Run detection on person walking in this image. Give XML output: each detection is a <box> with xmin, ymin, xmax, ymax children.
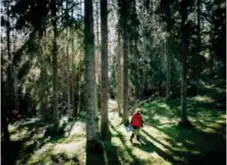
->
<box><xmin>130</xmin><ymin>108</ymin><xmax>143</xmax><ymax>143</ymax></box>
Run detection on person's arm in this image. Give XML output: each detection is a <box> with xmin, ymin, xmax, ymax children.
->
<box><xmin>130</xmin><ymin>116</ymin><xmax>133</xmax><ymax>125</ymax></box>
<box><xmin>141</xmin><ymin>116</ymin><xmax>143</xmax><ymax>127</ymax></box>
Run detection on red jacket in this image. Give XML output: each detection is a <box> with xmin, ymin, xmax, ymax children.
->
<box><xmin>131</xmin><ymin>113</ymin><xmax>143</xmax><ymax>128</ymax></box>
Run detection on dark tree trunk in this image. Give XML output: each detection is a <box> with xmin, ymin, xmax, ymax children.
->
<box><xmin>118</xmin><ymin>0</ymin><xmax>129</xmax><ymax>125</ymax></box>
<box><xmin>6</xmin><ymin>1</ymin><xmax>14</xmax><ymax>113</ymax></box>
<box><xmin>165</xmin><ymin>36</ymin><xmax>171</xmax><ymax>100</ymax></box>
<box><xmin>71</xmin><ymin>6</ymin><xmax>76</xmax><ymax>117</ymax></box>
<box><xmin>2</xmin><ymin>109</ymin><xmax>10</xmax><ymax>144</ymax></box>
<box><xmin>66</xmin><ymin>0</ymin><xmax>71</xmax><ymax>118</ymax></box>
<box><xmin>51</xmin><ymin>0</ymin><xmax>59</xmax><ymax>127</ymax></box>
<box><xmin>100</xmin><ymin>0</ymin><xmax>110</xmax><ymax>140</ymax></box>
<box><xmin>196</xmin><ymin>0</ymin><xmax>201</xmax><ymax>95</ymax></box>
<box><xmin>179</xmin><ymin>0</ymin><xmax>191</xmax><ymax>127</ymax></box>
<box><xmin>84</xmin><ymin>0</ymin><xmax>96</xmax><ymax>144</ymax></box>
<box><xmin>117</xmin><ymin>30</ymin><xmax>123</xmax><ymax>117</ymax></box>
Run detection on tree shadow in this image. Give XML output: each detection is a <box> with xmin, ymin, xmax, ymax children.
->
<box><xmin>141</xmin><ymin>126</ymin><xmax>226</xmax><ymax>165</ymax></box>
<box><xmin>104</xmin><ymin>142</ymin><xmax>122</xmax><ymax>165</ymax></box>
<box><xmin>86</xmin><ymin>140</ymin><xmax>106</xmax><ymax>165</ymax></box>
<box><xmin>1</xmin><ymin>128</ymin><xmax>41</xmax><ymax>165</ymax></box>
<box><xmin>2</xmin><ymin>140</ymin><xmax>23</xmax><ymax>165</ymax></box>
<box><xmin>136</xmin><ymin>80</ymin><xmax>226</xmax><ymax>165</ymax></box>
<box><xmin>109</xmin><ymin>122</ymin><xmax>142</xmax><ymax>165</ymax></box>
<box><xmin>86</xmin><ymin>138</ymin><xmax>122</xmax><ymax>165</ymax></box>
<box><xmin>138</xmin><ymin>133</ymin><xmax>184</xmax><ymax>165</ymax></box>
<box><xmin>194</xmin><ymin>119</ymin><xmax>226</xmax><ymax>135</ymax></box>
<box><xmin>2</xmin><ymin>118</ymin><xmax>68</xmax><ymax>165</ymax></box>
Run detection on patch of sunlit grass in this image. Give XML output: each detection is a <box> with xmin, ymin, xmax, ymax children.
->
<box><xmin>53</xmin><ymin>140</ymin><xmax>86</xmax><ymax>162</ymax></box>
<box><xmin>8</xmin><ymin>124</ymin><xmax>21</xmax><ymax>134</ymax></box>
<box><xmin>10</xmin><ymin>127</ymin><xmax>30</xmax><ymax>141</ymax></box>
<box><xmin>142</xmin><ymin>100</ymin><xmax>158</xmax><ymax>109</ymax></box>
<box><xmin>203</xmin><ymin>84</ymin><xmax>226</xmax><ymax>96</ymax></box>
<box><xmin>191</xmin><ymin>95</ymin><xmax>214</xmax><ymax>103</ymax></box>
<box><xmin>69</xmin><ymin>121</ymin><xmax>86</xmax><ymax>136</ymax></box>
<box><xmin>158</xmin><ymin>103</ymin><xmax>171</xmax><ymax>110</ymax></box>
<box><xmin>110</xmin><ymin>138</ymin><xmax>133</xmax><ymax>162</ymax></box>
<box><xmin>149</xmin><ymin>153</ymin><xmax>172</xmax><ymax>165</ymax></box>
<box><xmin>27</xmin><ymin>143</ymin><xmax>54</xmax><ymax>164</ymax></box>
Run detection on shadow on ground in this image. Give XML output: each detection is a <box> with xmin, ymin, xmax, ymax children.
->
<box><xmin>86</xmin><ymin>140</ymin><xmax>122</xmax><ymax>165</ymax></box>
<box><xmin>138</xmin><ymin>81</ymin><xmax>226</xmax><ymax>165</ymax></box>
<box><xmin>2</xmin><ymin>80</ymin><xmax>226</xmax><ymax>165</ymax></box>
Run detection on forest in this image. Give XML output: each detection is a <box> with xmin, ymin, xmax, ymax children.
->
<box><xmin>1</xmin><ymin>0</ymin><xmax>226</xmax><ymax>164</ymax></box>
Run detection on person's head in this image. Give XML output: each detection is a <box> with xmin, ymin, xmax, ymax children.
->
<box><xmin>134</xmin><ymin>108</ymin><xmax>141</xmax><ymax>114</ymax></box>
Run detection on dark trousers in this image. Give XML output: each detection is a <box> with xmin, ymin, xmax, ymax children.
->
<box><xmin>130</xmin><ymin>127</ymin><xmax>140</xmax><ymax>141</ymax></box>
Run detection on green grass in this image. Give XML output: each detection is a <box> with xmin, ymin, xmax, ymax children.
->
<box><xmin>3</xmin><ymin>81</ymin><xmax>226</xmax><ymax>165</ymax></box>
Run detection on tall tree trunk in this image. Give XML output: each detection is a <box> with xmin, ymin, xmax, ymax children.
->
<box><xmin>118</xmin><ymin>0</ymin><xmax>129</xmax><ymax>125</ymax></box>
<box><xmin>179</xmin><ymin>0</ymin><xmax>191</xmax><ymax>126</ymax></box>
<box><xmin>96</xmin><ymin>1</ymin><xmax>100</xmax><ymax>47</ymax></box>
<box><xmin>95</xmin><ymin>0</ymin><xmax>101</xmax><ymax>111</ymax></box>
<box><xmin>2</xmin><ymin>82</ymin><xmax>10</xmax><ymax>143</ymax></box>
<box><xmin>40</xmin><ymin>56</ymin><xmax>46</xmax><ymax>120</ymax></box>
<box><xmin>1</xmin><ymin>2</ymin><xmax>10</xmax><ymax>144</ymax></box>
<box><xmin>71</xmin><ymin>43</ymin><xmax>75</xmax><ymax>117</ymax></box>
<box><xmin>122</xmin><ymin>8</ymin><xmax>129</xmax><ymax>125</ymax></box>
<box><xmin>122</xmin><ymin>41</ymin><xmax>129</xmax><ymax>125</ymax></box>
<box><xmin>2</xmin><ymin>108</ymin><xmax>10</xmax><ymax>144</ymax></box>
<box><xmin>77</xmin><ymin>54</ymin><xmax>82</xmax><ymax>115</ymax></box>
<box><xmin>51</xmin><ymin>0</ymin><xmax>59</xmax><ymax>128</ymax></box>
<box><xmin>92</xmin><ymin>0</ymin><xmax>99</xmax><ymax>122</ymax></box>
<box><xmin>71</xmin><ymin>6</ymin><xmax>76</xmax><ymax>117</ymax></box>
<box><xmin>84</xmin><ymin>0</ymin><xmax>96</xmax><ymax>143</ymax></box>
<box><xmin>96</xmin><ymin>0</ymin><xmax>100</xmax><ymax>84</ymax></box>
<box><xmin>116</xmin><ymin>30</ymin><xmax>123</xmax><ymax>117</ymax></box>
<box><xmin>93</xmin><ymin>71</ymin><xmax>99</xmax><ymax>121</ymax></box>
<box><xmin>38</xmin><ymin>26</ymin><xmax>47</xmax><ymax>120</ymax></box>
<box><xmin>43</xmin><ymin>60</ymin><xmax>48</xmax><ymax>119</ymax></box>
<box><xmin>166</xmin><ymin>36</ymin><xmax>171</xmax><ymax>100</ymax></box>
<box><xmin>196</xmin><ymin>0</ymin><xmax>201</xmax><ymax>95</ymax></box>
<box><xmin>100</xmin><ymin>0</ymin><xmax>110</xmax><ymax>140</ymax></box>
<box><xmin>66</xmin><ymin>0</ymin><xmax>71</xmax><ymax>117</ymax></box>
<box><xmin>13</xmin><ymin>19</ymin><xmax>18</xmax><ymax>110</ymax></box>
<box><xmin>6</xmin><ymin>1</ymin><xmax>14</xmax><ymax>113</ymax></box>
<box><xmin>134</xmin><ymin>39</ymin><xmax>139</xmax><ymax>97</ymax></box>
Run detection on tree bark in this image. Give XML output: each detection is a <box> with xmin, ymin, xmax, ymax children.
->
<box><xmin>71</xmin><ymin>6</ymin><xmax>76</xmax><ymax>117</ymax></box>
<box><xmin>118</xmin><ymin>0</ymin><xmax>129</xmax><ymax>125</ymax></box>
<box><xmin>40</xmin><ymin>55</ymin><xmax>46</xmax><ymax>120</ymax></box>
<box><xmin>122</xmin><ymin>1</ymin><xmax>129</xmax><ymax>125</ymax></box>
<box><xmin>134</xmin><ymin>39</ymin><xmax>140</xmax><ymax>97</ymax></box>
<box><xmin>93</xmin><ymin>71</ymin><xmax>99</xmax><ymax>121</ymax></box>
<box><xmin>95</xmin><ymin>0</ymin><xmax>100</xmax><ymax>112</ymax></box>
<box><xmin>100</xmin><ymin>0</ymin><xmax>111</xmax><ymax>140</ymax></box>
<box><xmin>179</xmin><ymin>0</ymin><xmax>191</xmax><ymax>126</ymax></box>
<box><xmin>2</xmin><ymin>109</ymin><xmax>10</xmax><ymax>144</ymax></box>
<box><xmin>2</xmin><ymin>12</ymin><xmax>10</xmax><ymax>140</ymax></box>
<box><xmin>6</xmin><ymin>1</ymin><xmax>14</xmax><ymax>113</ymax></box>
<box><xmin>196</xmin><ymin>0</ymin><xmax>201</xmax><ymax>95</ymax></box>
<box><xmin>2</xmin><ymin>81</ymin><xmax>10</xmax><ymax>143</ymax></box>
<box><xmin>13</xmin><ymin>18</ymin><xmax>18</xmax><ymax>110</ymax></box>
<box><xmin>92</xmin><ymin>0</ymin><xmax>99</xmax><ymax>122</ymax></box>
<box><xmin>117</xmin><ymin>30</ymin><xmax>123</xmax><ymax>117</ymax></box>
<box><xmin>84</xmin><ymin>0</ymin><xmax>96</xmax><ymax>142</ymax></box>
<box><xmin>51</xmin><ymin>0</ymin><xmax>59</xmax><ymax>127</ymax></box>
<box><xmin>66</xmin><ymin>0</ymin><xmax>71</xmax><ymax>117</ymax></box>
<box><xmin>166</xmin><ymin>36</ymin><xmax>171</xmax><ymax>100</ymax></box>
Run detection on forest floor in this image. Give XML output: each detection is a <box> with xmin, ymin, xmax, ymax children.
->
<box><xmin>3</xmin><ymin>80</ymin><xmax>226</xmax><ymax>165</ymax></box>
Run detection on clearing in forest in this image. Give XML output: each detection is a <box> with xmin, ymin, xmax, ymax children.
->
<box><xmin>3</xmin><ymin>82</ymin><xmax>226</xmax><ymax>165</ymax></box>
